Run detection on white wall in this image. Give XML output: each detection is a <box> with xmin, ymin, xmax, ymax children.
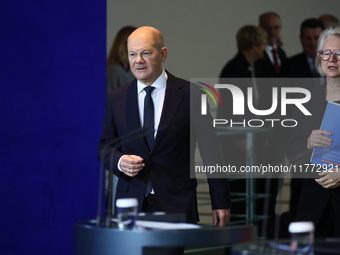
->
<box><xmin>107</xmin><ymin>0</ymin><xmax>339</xmax><ymax>80</ymax></box>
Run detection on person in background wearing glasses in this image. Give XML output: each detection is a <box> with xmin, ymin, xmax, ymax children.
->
<box><xmin>286</xmin><ymin>27</ymin><xmax>340</xmax><ymax>238</ymax></box>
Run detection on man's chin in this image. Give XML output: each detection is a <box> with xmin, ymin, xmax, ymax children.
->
<box><xmin>133</xmin><ymin>72</ymin><xmax>148</xmax><ymax>80</ymax></box>
<box><xmin>135</xmin><ymin>76</ymin><xmax>151</xmax><ymax>85</ymax></box>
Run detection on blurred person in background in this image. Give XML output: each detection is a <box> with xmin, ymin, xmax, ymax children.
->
<box><xmin>255</xmin><ymin>12</ymin><xmax>287</xmax><ymax>77</ymax></box>
<box><xmin>105</xmin><ymin>26</ymin><xmax>136</xmax><ymax>212</ymax></box>
<box><xmin>319</xmin><ymin>14</ymin><xmax>339</xmax><ymax>29</ymax></box>
<box><xmin>220</xmin><ymin>25</ymin><xmax>267</xmax><ymax>78</ymax></box>
<box><xmin>281</xmin><ymin>18</ymin><xmax>324</xmax><ymax>81</ymax></box>
<box><xmin>218</xmin><ymin>25</ymin><xmax>267</xmax><ymax>235</ymax></box>
<box><xmin>218</xmin><ymin>25</ymin><xmax>267</xmax><ymax>171</ymax></box>
<box><xmin>106</xmin><ymin>26</ymin><xmax>136</xmax><ymax>94</ymax></box>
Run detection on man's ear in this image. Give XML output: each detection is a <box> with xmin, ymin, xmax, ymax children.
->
<box><xmin>161</xmin><ymin>47</ymin><xmax>168</xmax><ymax>62</ymax></box>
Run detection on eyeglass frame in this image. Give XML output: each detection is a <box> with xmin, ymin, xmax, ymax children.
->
<box><xmin>318</xmin><ymin>49</ymin><xmax>340</xmax><ymax>61</ymax></box>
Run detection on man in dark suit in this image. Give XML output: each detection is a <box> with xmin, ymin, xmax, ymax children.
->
<box><xmin>98</xmin><ymin>26</ymin><xmax>231</xmax><ymax>229</ymax></box>
<box><xmin>280</xmin><ymin>18</ymin><xmax>324</xmax><ymax>81</ymax></box>
<box><xmin>255</xmin><ymin>12</ymin><xmax>287</xmax><ymax>77</ymax></box>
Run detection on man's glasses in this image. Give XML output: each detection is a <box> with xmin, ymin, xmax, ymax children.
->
<box><xmin>318</xmin><ymin>49</ymin><xmax>340</xmax><ymax>61</ymax></box>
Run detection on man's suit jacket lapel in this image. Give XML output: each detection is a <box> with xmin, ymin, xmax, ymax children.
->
<box><xmin>153</xmin><ymin>72</ymin><xmax>185</xmax><ymax>152</ymax></box>
<box><xmin>277</xmin><ymin>47</ymin><xmax>287</xmax><ymax>62</ymax></box>
<box><xmin>263</xmin><ymin>48</ymin><xmax>286</xmax><ymax>76</ymax></box>
<box><xmin>124</xmin><ymin>80</ymin><xmax>150</xmax><ymax>152</ymax></box>
<box><xmin>124</xmin><ymin>73</ymin><xmax>185</xmax><ymax>154</ymax></box>
<box><xmin>264</xmin><ymin>51</ymin><xmax>277</xmax><ymax>75</ymax></box>
<box><xmin>299</xmin><ymin>53</ymin><xmax>313</xmax><ymax>77</ymax></box>
<box><xmin>125</xmin><ymin>80</ymin><xmax>140</xmax><ymax>131</ymax></box>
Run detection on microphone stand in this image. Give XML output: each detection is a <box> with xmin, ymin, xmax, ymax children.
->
<box><xmin>97</xmin><ymin>128</ymin><xmax>143</xmax><ymax>227</ymax></box>
<box><xmin>98</xmin><ymin>126</ymin><xmax>163</xmax><ymax>228</ymax></box>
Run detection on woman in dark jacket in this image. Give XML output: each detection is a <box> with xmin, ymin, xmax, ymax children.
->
<box><xmin>286</xmin><ymin>27</ymin><xmax>340</xmax><ymax>237</ymax></box>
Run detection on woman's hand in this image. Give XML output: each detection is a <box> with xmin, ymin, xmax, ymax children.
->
<box><xmin>315</xmin><ymin>168</ymin><xmax>340</xmax><ymax>189</ymax></box>
<box><xmin>307</xmin><ymin>129</ymin><xmax>332</xmax><ymax>149</ymax></box>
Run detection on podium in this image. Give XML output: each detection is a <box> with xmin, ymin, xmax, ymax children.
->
<box><xmin>231</xmin><ymin>239</ymin><xmax>340</xmax><ymax>255</ymax></box>
<box><xmin>74</xmin><ymin>219</ymin><xmax>257</xmax><ymax>255</ymax></box>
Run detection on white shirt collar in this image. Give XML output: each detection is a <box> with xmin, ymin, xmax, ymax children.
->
<box><xmin>266</xmin><ymin>44</ymin><xmax>278</xmax><ymax>51</ymax></box>
<box><xmin>265</xmin><ymin>44</ymin><xmax>280</xmax><ymax>65</ymax></box>
<box><xmin>137</xmin><ymin>69</ymin><xmax>167</xmax><ymax>94</ymax></box>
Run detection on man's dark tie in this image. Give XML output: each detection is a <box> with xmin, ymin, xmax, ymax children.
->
<box><xmin>143</xmin><ymin>86</ymin><xmax>155</xmax><ymax>197</ymax></box>
<box><xmin>143</xmin><ymin>86</ymin><xmax>155</xmax><ymax>150</ymax></box>
<box><xmin>272</xmin><ymin>48</ymin><xmax>280</xmax><ymax>74</ymax></box>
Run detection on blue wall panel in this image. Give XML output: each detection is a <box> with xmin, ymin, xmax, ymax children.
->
<box><xmin>0</xmin><ymin>1</ymin><xmax>106</xmax><ymax>254</ymax></box>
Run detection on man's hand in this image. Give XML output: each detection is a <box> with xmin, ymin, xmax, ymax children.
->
<box><xmin>212</xmin><ymin>209</ymin><xmax>230</xmax><ymax>226</ymax></box>
<box><xmin>120</xmin><ymin>155</ymin><xmax>144</xmax><ymax>177</ymax></box>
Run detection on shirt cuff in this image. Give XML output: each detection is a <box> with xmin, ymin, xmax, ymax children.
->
<box><xmin>117</xmin><ymin>155</ymin><xmax>125</xmax><ymax>172</ymax></box>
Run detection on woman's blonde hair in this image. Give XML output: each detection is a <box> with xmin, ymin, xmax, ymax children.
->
<box><xmin>236</xmin><ymin>25</ymin><xmax>267</xmax><ymax>51</ymax></box>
